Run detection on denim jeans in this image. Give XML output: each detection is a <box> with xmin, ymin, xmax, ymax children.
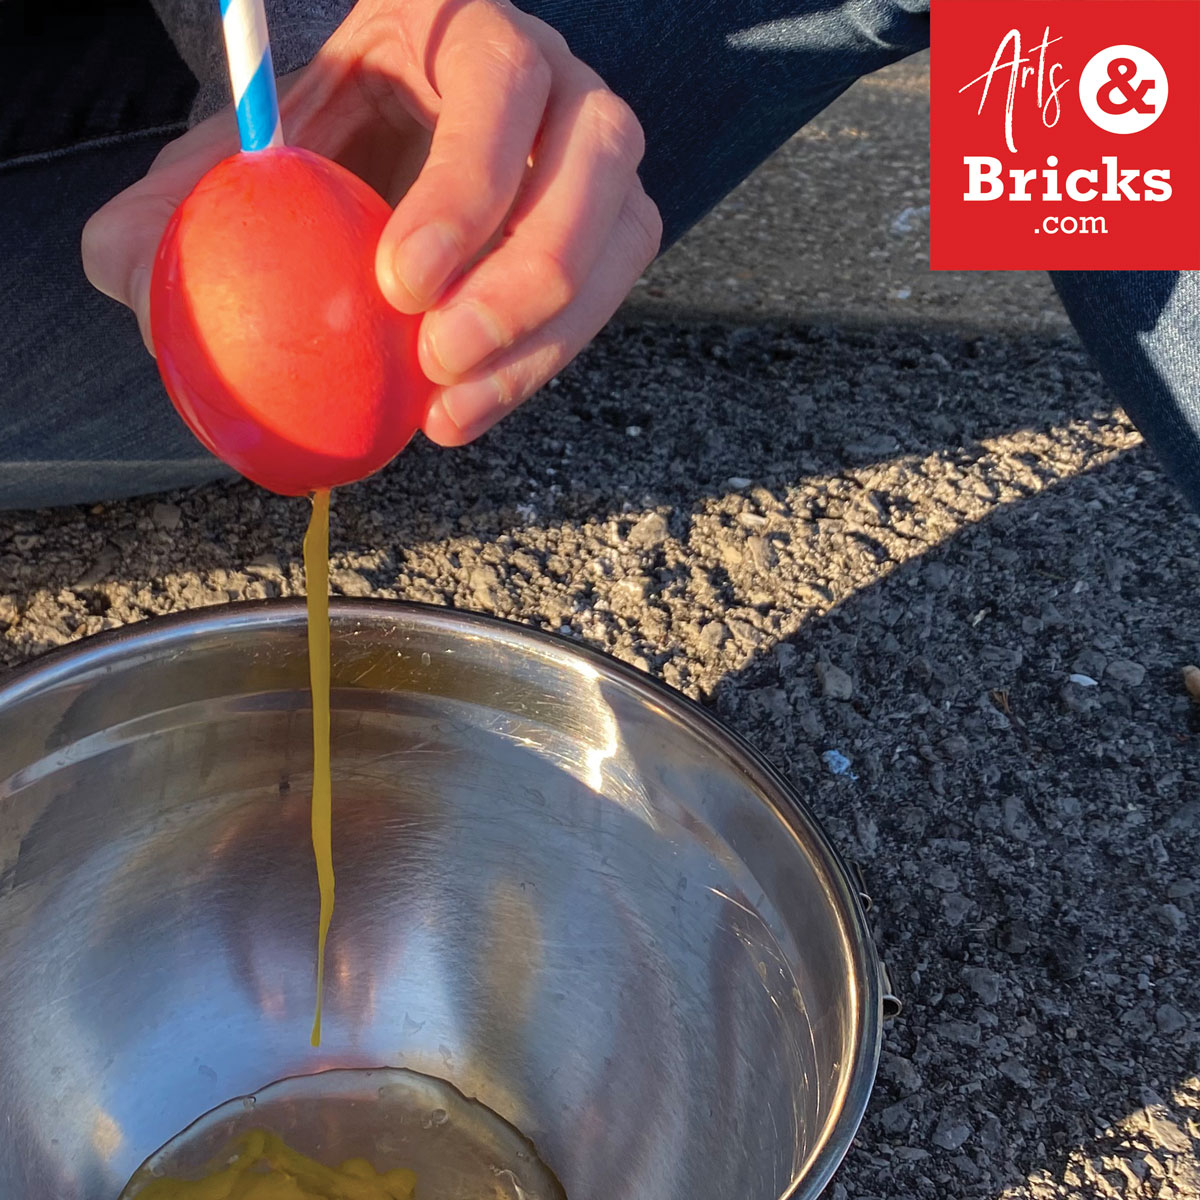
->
<box><xmin>3</xmin><ymin>0</ymin><xmax>1199</xmax><ymax>511</ymax></box>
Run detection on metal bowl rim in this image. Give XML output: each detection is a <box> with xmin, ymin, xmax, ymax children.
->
<box><xmin>0</xmin><ymin>597</ymin><xmax>881</xmax><ymax>1200</ymax></box>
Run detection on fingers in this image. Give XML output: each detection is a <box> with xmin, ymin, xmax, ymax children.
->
<box><xmin>423</xmin><ymin>185</ymin><xmax>662</xmax><ymax>446</ymax></box>
<box><xmin>358</xmin><ymin>0</ymin><xmax>657</xmax><ymax>422</ymax></box>
<box><xmin>369</xmin><ymin>1</ymin><xmax>553</xmax><ymax>312</ymax></box>
<box><xmin>79</xmin><ymin>0</ymin><xmax>662</xmax><ymax>449</ymax></box>
<box><xmin>81</xmin><ymin>113</ymin><xmax>239</xmax><ymax>348</ymax></box>
<box><xmin>419</xmin><ymin>71</ymin><xmax>646</xmax><ymax>383</ymax></box>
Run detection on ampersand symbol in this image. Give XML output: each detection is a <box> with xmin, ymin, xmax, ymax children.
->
<box><xmin>1096</xmin><ymin>57</ymin><xmax>1156</xmax><ymax>115</ymax></box>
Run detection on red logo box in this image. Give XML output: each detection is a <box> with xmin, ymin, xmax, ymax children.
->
<box><xmin>931</xmin><ymin>0</ymin><xmax>1200</xmax><ymax>269</ymax></box>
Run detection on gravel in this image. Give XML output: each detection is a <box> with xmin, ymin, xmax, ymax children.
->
<box><xmin>2</xmin><ymin>53</ymin><xmax>1199</xmax><ymax>1200</ymax></box>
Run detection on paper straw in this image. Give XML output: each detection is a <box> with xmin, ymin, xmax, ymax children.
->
<box><xmin>219</xmin><ymin>0</ymin><xmax>283</xmax><ymax>152</ymax></box>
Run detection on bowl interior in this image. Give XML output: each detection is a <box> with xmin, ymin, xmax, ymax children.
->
<box><xmin>0</xmin><ymin>602</ymin><xmax>878</xmax><ymax>1200</ymax></box>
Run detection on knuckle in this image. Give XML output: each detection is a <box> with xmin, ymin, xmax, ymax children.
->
<box><xmin>529</xmin><ymin>248</ymin><xmax>580</xmax><ymax>312</ymax></box>
<box><xmin>498</xmin><ymin>349</ymin><xmax>558</xmax><ymax>411</ymax></box>
<box><xmin>440</xmin><ymin>27</ymin><xmax>552</xmax><ymax>124</ymax></box>
<box><xmin>581</xmin><ymin>89</ymin><xmax>645</xmax><ymax>165</ymax></box>
<box><xmin>150</xmin><ymin>141</ymin><xmax>184</xmax><ymax>172</ymax></box>
<box><xmin>530</xmin><ymin>339</ymin><xmax>578</xmax><ymax>395</ymax></box>
<box><xmin>532</xmin><ymin>22</ymin><xmax>571</xmax><ymax>62</ymax></box>
<box><xmin>480</xmin><ymin>30</ymin><xmax>550</xmax><ymax>91</ymax></box>
<box><xmin>488</xmin><ymin>367</ymin><xmax>520</xmax><ymax>409</ymax></box>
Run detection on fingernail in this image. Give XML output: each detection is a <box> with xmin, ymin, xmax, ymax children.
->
<box><xmin>395</xmin><ymin>223</ymin><xmax>460</xmax><ymax>304</ymax></box>
<box><xmin>438</xmin><ymin>376</ymin><xmax>508</xmax><ymax>436</ymax></box>
<box><xmin>428</xmin><ymin>302</ymin><xmax>506</xmax><ymax>377</ymax></box>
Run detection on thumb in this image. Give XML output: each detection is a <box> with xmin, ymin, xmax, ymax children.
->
<box><xmin>81</xmin><ymin>115</ymin><xmax>239</xmax><ymax>353</ymax></box>
<box><xmin>83</xmin><ymin>191</ymin><xmax>182</xmax><ymax>354</ymax></box>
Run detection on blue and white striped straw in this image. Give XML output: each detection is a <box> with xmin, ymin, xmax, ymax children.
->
<box><xmin>219</xmin><ymin>0</ymin><xmax>283</xmax><ymax>152</ymax></box>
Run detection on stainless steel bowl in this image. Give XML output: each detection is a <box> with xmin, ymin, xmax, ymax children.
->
<box><xmin>0</xmin><ymin>600</ymin><xmax>882</xmax><ymax>1200</ymax></box>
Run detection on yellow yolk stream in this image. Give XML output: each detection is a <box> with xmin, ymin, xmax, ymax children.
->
<box><xmin>304</xmin><ymin>488</ymin><xmax>334</xmax><ymax>1048</ymax></box>
<box><xmin>129</xmin><ymin>1130</ymin><xmax>416</xmax><ymax>1200</ymax></box>
<box><xmin>126</xmin><ymin>495</ymin><xmax>424</xmax><ymax>1197</ymax></box>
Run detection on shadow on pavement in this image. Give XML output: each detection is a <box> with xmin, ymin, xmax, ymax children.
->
<box><xmin>2</xmin><ymin>312</ymin><xmax>1198</xmax><ymax>1197</ymax></box>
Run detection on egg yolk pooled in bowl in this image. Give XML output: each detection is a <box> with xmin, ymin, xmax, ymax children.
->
<box><xmin>130</xmin><ymin>1129</ymin><xmax>415</xmax><ymax>1200</ymax></box>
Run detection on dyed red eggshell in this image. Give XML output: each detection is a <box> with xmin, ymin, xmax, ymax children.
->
<box><xmin>151</xmin><ymin>147</ymin><xmax>429</xmax><ymax>495</ymax></box>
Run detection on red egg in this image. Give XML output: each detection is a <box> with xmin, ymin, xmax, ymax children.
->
<box><xmin>150</xmin><ymin>147</ymin><xmax>430</xmax><ymax>495</ymax></box>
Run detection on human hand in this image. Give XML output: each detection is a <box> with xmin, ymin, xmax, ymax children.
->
<box><xmin>82</xmin><ymin>0</ymin><xmax>661</xmax><ymax>446</ymax></box>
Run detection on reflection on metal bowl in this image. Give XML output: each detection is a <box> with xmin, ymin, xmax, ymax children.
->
<box><xmin>0</xmin><ymin>600</ymin><xmax>882</xmax><ymax>1200</ymax></box>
